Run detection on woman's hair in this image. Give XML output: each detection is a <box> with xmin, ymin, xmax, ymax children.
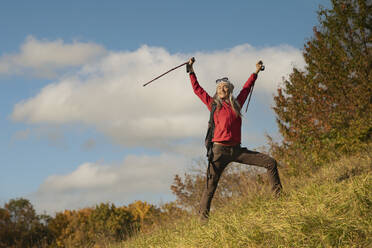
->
<box><xmin>212</xmin><ymin>89</ymin><xmax>242</xmax><ymax>117</ymax></box>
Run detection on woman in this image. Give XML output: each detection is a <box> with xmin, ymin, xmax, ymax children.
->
<box><xmin>187</xmin><ymin>58</ymin><xmax>282</xmax><ymax>221</ymax></box>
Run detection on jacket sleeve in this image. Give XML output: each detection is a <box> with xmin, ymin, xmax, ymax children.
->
<box><xmin>189</xmin><ymin>72</ymin><xmax>213</xmax><ymax>111</ymax></box>
<box><xmin>236</xmin><ymin>73</ymin><xmax>257</xmax><ymax>106</ymax></box>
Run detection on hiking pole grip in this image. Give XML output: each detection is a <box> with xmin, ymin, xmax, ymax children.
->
<box><xmin>186</xmin><ymin>57</ymin><xmax>195</xmax><ymax>73</ymax></box>
<box><xmin>258</xmin><ymin>60</ymin><xmax>265</xmax><ymax>71</ymax></box>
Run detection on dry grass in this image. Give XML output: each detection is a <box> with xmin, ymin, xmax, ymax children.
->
<box><xmin>118</xmin><ymin>148</ymin><xmax>372</xmax><ymax>248</ymax></box>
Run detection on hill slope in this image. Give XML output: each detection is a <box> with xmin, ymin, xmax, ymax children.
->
<box><xmin>120</xmin><ymin>149</ymin><xmax>372</xmax><ymax>248</ymax></box>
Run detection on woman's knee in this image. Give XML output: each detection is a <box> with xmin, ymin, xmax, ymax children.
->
<box><xmin>266</xmin><ymin>156</ymin><xmax>278</xmax><ymax>169</ymax></box>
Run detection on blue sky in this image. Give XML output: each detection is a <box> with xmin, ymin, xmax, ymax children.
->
<box><xmin>1</xmin><ymin>0</ymin><xmax>330</xmax><ymax>214</ymax></box>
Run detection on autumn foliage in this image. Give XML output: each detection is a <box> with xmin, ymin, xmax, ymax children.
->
<box><xmin>0</xmin><ymin>199</ymin><xmax>51</xmax><ymax>248</ymax></box>
<box><xmin>269</xmin><ymin>0</ymin><xmax>371</xmax><ymax>173</ymax></box>
<box><xmin>1</xmin><ymin>0</ymin><xmax>371</xmax><ymax>247</ymax></box>
<box><xmin>0</xmin><ymin>198</ymin><xmax>186</xmax><ymax>248</ymax></box>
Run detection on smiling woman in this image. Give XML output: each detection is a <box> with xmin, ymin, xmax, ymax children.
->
<box><xmin>214</xmin><ymin>78</ymin><xmax>240</xmax><ymax>117</ymax></box>
<box><xmin>216</xmin><ymin>81</ymin><xmax>230</xmax><ymax>100</ymax></box>
<box><xmin>187</xmin><ymin>58</ymin><xmax>283</xmax><ymax>222</ymax></box>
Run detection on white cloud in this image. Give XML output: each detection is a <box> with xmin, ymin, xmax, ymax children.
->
<box><xmin>30</xmin><ymin>153</ymin><xmax>188</xmax><ymax>214</ymax></box>
<box><xmin>10</xmin><ymin>41</ymin><xmax>306</xmax><ymax>214</ymax></box>
<box><xmin>0</xmin><ymin>36</ymin><xmax>107</xmax><ymax>78</ymax></box>
<box><xmin>11</xmin><ymin>43</ymin><xmax>304</xmax><ymax>150</ymax></box>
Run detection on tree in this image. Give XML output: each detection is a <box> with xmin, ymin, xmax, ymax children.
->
<box><xmin>0</xmin><ymin>207</ymin><xmax>12</xmax><ymax>248</ymax></box>
<box><xmin>271</xmin><ymin>0</ymin><xmax>372</xmax><ymax>171</ymax></box>
<box><xmin>53</xmin><ymin>204</ymin><xmax>136</xmax><ymax>247</ymax></box>
<box><xmin>0</xmin><ymin>198</ymin><xmax>51</xmax><ymax>248</ymax></box>
<box><xmin>47</xmin><ymin>211</ymin><xmax>70</xmax><ymax>247</ymax></box>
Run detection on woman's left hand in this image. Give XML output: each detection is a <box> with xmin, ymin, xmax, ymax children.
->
<box><xmin>255</xmin><ymin>61</ymin><xmax>263</xmax><ymax>74</ymax></box>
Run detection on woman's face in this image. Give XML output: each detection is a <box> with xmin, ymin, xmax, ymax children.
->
<box><xmin>217</xmin><ymin>83</ymin><xmax>230</xmax><ymax>100</ymax></box>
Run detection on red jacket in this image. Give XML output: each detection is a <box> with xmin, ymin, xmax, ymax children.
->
<box><xmin>190</xmin><ymin>72</ymin><xmax>257</xmax><ymax>145</ymax></box>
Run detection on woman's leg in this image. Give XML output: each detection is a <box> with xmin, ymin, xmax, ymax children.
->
<box><xmin>199</xmin><ymin>145</ymin><xmax>230</xmax><ymax>220</ymax></box>
<box><xmin>234</xmin><ymin>147</ymin><xmax>282</xmax><ymax>195</ymax></box>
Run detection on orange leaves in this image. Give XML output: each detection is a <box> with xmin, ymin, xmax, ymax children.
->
<box><xmin>128</xmin><ymin>201</ymin><xmax>157</xmax><ymax>224</ymax></box>
<box><xmin>0</xmin><ymin>197</ymin><xmax>189</xmax><ymax>247</ymax></box>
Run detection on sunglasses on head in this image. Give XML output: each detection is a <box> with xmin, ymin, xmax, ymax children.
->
<box><xmin>216</xmin><ymin>77</ymin><xmax>230</xmax><ymax>84</ymax></box>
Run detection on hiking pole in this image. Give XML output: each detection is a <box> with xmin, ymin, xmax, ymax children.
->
<box><xmin>245</xmin><ymin>82</ymin><xmax>255</xmax><ymax>112</ymax></box>
<box><xmin>245</xmin><ymin>61</ymin><xmax>265</xmax><ymax>112</ymax></box>
<box><xmin>142</xmin><ymin>57</ymin><xmax>195</xmax><ymax>87</ymax></box>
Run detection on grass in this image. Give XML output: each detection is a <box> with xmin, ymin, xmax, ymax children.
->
<box><xmin>116</xmin><ymin>149</ymin><xmax>372</xmax><ymax>248</ymax></box>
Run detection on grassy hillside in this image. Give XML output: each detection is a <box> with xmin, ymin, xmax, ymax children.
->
<box><xmin>118</xmin><ymin>148</ymin><xmax>372</xmax><ymax>248</ymax></box>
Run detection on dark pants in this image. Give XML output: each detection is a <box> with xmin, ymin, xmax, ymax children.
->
<box><xmin>199</xmin><ymin>143</ymin><xmax>283</xmax><ymax>220</ymax></box>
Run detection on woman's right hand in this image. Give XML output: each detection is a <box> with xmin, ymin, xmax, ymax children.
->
<box><xmin>187</xmin><ymin>57</ymin><xmax>195</xmax><ymax>73</ymax></box>
<box><xmin>189</xmin><ymin>57</ymin><xmax>195</xmax><ymax>65</ymax></box>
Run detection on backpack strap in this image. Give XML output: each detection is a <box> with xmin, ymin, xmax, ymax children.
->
<box><xmin>205</xmin><ymin>102</ymin><xmax>217</xmax><ymax>189</ymax></box>
<box><xmin>205</xmin><ymin>102</ymin><xmax>217</xmax><ymax>161</ymax></box>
